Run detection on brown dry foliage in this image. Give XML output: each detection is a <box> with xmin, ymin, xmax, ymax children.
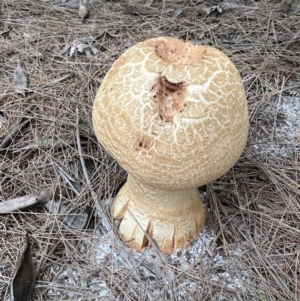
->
<box><xmin>0</xmin><ymin>0</ymin><xmax>300</xmax><ymax>300</ymax></box>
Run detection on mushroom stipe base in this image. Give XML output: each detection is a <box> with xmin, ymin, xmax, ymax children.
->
<box><xmin>112</xmin><ymin>175</ymin><xmax>205</xmax><ymax>254</ymax></box>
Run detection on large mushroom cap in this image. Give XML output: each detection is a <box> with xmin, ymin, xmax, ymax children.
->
<box><xmin>93</xmin><ymin>37</ymin><xmax>249</xmax><ymax>190</ymax></box>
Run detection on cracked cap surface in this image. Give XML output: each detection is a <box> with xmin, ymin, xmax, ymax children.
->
<box><xmin>92</xmin><ymin>37</ymin><xmax>249</xmax><ymax>189</ymax></box>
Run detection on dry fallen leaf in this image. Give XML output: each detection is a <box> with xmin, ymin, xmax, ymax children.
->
<box><xmin>62</xmin><ymin>206</ymin><xmax>92</xmax><ymax>229</ymax></box>
<box><xmin>28</xmin><ymin>47</ymin><xmax>44</xmax><ymax>58</ymax></box>
<box><xmin>45</xmin><ymin>200</ymin><xmax>92</xmax><ymax>230</ymax></box>
<box><xmin>0</xmin><ymin>113</ymin><xmax>8</xmax><ymax>125</ymax></box>
<box><xmin>203</xmin><ymin>0</ymin><xmax>254</xmax><ymax>15</ymax></box>
<box><xmin>79</xmin><ymin>0</ymin><xmax>89</xmax><ymax>21</ymax></box>
<box><xmin>13</xmin><ymin>61</ymin><xmax>27</xmax><ymax>96</ymax></box>
<box><xmin>145</xmin><ymin>0</ymin><xmax>153</xmax><ymax>7</ymax></box>
<box><xmin>11</xmin><ymin>235</ymin><xmax>35</xmax><ymax>301</ymax></box>
<box><xmin>61</xmin><ymin>40</ymin><xmax>97</xmax><ymax>58</ymax></box>
<box><xmin>173</xmin><ymin>8</ymin><xmax>183</xmax><ymax>17</ymax></box>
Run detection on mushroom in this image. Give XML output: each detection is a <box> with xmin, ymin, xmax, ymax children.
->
<box><xmin>92</xmin><ymin>37</ymin><xmax>249</xmax><ymax>254</ymax></box>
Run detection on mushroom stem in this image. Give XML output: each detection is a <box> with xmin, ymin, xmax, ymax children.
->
<box><xmin>112</xmin><ymin>175</ymin><xmax>205</xmax><ymax>254</ymax></box>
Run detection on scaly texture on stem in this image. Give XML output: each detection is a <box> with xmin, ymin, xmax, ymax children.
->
<box><xmin>112</xmin><ymin>175</ymin><xmax>205</xmax><ymax>254</ymax></box>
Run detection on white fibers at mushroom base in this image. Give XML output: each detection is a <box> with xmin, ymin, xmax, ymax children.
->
<box><xmin>92</xmin><ymin>37</ymin><xmax>249</xmax><ymax>254</ymax></box>
<box><xmin>42</xmin><ymin>227</ymin><xmax>255</xmax><ymax>301</ymax></box>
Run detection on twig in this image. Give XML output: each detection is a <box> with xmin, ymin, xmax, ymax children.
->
<box><xmin>39</xmin><ymin>73</ymin><xmax>73</xmax><ymax>89</ymax></box>
<box><xmin>0</xmin><ymin>187</ymin><xmax>54</xmax><ymax>213</ymax></box>
<box><xmin>75</xmin><ymin>108</ymin><xmax>111</xmax><ymax>232</ymax></box>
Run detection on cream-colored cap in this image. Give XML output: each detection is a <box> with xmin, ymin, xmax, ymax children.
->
<box><xmin>93</xmin><ymin>37</ymin><xmax>249</xmax><ymax>190</ymax></box>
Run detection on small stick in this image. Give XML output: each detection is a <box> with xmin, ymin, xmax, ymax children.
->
<box><xmin>39</xmin><ymin>73</ymin><xmax>73</xmax><ymax>89</ymax></box>
<box><xmin>0</xmin><ymin>188</ymin><xmax>54</xmax><ymax>213</ymax></box>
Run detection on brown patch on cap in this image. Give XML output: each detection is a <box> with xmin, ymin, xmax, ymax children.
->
<box><xmin>135</xmin><ymin>133</ymin><xmax>153</xmax><ymax>154</ymax></box>
<box><xmin>153</xmin><ymin>76</ymin><xmax>187</xmax><ymax>123</ymax></box>
<box><xmin>155</xmin><ymin>38</ymin><xmax>207</xmax><ymax>65</ymax></box>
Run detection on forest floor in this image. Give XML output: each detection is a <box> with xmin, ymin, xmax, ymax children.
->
<box><xmin>0</xmin><ymin>0</ymin><xmax>300</xmax><ymax>300</ymax></box>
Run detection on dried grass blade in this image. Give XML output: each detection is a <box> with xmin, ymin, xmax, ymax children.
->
<box><xmin>76</xmin><ymin>108</ymin><xmax>111</xmax><ymax>232</ymax></box>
